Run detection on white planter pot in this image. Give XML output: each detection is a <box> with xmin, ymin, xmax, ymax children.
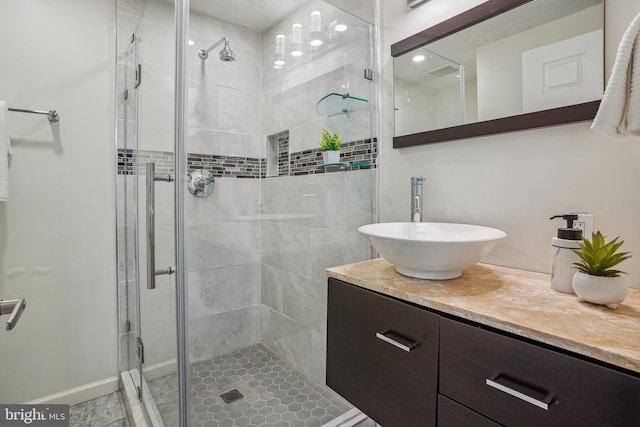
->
<box><xmin>322</xmin><ymin>150</ymin><xmax>340</xmax><ymax>165</ymax></box>
<box><xmin>571</xmin><ymin>271</ymin><xmax>628</xmax><ymax>310</ymax></box>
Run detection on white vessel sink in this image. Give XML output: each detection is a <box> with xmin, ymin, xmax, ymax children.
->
<box><xmin>358</xmin><ymin>222</ymin><xmax>506</xmax><ymax>280</ymax></box>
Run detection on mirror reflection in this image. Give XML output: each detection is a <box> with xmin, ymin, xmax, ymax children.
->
<box><xmin>393</xmin><ymin>0</ymin><xmax>604</xmax><ymax>137</ymax></box>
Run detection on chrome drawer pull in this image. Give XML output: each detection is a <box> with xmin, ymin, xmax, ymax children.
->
<box><xmin>486</xmin><ymin>377</ymin><xmax>550</xmax><ymax>410</ymax></box>
<box><xmin>375</xmin><ymin>331</ymin><xmax>417</xmax><ymax>352</ymax></box>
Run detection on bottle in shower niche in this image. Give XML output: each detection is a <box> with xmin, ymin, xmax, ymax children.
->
<box><xmin>549</xmin><ymin>214</ymin><xmax>584</xmax><ymax>294</ymax></box>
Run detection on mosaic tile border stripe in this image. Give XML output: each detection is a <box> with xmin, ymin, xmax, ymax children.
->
<box><xmin>187</xmin><ymin>154</ymin><xmax>265</xmax><ymax>179</ymax></box>
<box><xmin>288</xmin><ymin>138</ymin><xmax>378</xmax><ymax>176</ymax></box>
<box><xmin>117</xmin><ymin>138</ymin><xmax>377</xmax><ymax>178</ymax></box>
<box><xmin>117</xmin><ymin>149</ymin><xmax>264</xmax><ymax>178</ymax></box>
<box><xmin>117</xmin><ymin>149</ymin><xmax>174</xmax><ymax>176</ymax></box>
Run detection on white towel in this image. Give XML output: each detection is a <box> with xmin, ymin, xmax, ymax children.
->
<box><xmin>0</xmin><ymin>101</ymin><xmax>9</xmax><ymax>202</ymax></box>
<box><xmin>591</xmin><ymin>12</ymin><xmax>640</xmax><ymax>136</ymax></box>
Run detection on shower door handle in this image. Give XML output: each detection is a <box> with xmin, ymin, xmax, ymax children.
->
<box><xmin>146</xmin><ymin>162</ymin><xmax>175</xmax><ymax>290</ymax></box>
<box><xmin>1</xmin><ymin>298</ymin><xmax>26</xmax><ymax>331</ymax></box>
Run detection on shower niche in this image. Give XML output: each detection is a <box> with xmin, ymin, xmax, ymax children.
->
<box><xmin>266</xmin><ymin>130</ymin><xmax>290</xmax><ymax>177</ymax></box>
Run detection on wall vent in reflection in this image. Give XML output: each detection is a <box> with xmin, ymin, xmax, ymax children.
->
<box><xmin>425</xmin><ymin>65</ymin><xmax>458</xmax><ymax>78</ymax></box>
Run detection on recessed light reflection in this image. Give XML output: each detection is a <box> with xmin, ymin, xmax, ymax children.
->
<box><xmin>335</xmin><ymin>24</ymin><xmax>347</xmax><ymax>32</ymax></box>
<box><xmin>188</xmin><ymin>40</ymin><xmax>194</xmax><ymax>46</ymax></box>
<box><xmin>412</xmin><ymin>54</ymin><xmax>426</xmax><ymax>62</ymax></box>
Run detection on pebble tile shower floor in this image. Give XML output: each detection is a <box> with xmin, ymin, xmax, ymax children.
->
<box><xmin>148</xmin><ymin>344</ymin><xmax>352</xmax><ymax>427</ymax></box>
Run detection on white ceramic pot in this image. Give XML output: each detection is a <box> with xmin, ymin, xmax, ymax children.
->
<box><xmin>571</xmin><ymin>271</ymin><xmax>628</xmax><ymax>309</ymax></box>
<box><xmin>322</xmin><ymin>150</ymin><xmax>340</xmax><ymax>165</ymax></box>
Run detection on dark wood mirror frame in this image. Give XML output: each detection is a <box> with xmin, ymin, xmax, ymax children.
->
<box><xmin>391</xmin><ymin>0</ymin><xmax>602</xmax><ymax>148</ymax></box>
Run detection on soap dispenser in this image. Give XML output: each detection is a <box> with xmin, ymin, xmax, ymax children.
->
<box><xmin>549</xmin><ymin>214</ymin><xmax>583</xmax><ymax>294</ymax></box>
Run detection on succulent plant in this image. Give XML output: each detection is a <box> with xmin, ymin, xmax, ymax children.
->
<box><xmin>573</xmin><ymin>231</ymin><xmax>632</xmax><ymax>277</ymax></box>
<box><xmin>319</xmin><ymin>129</ymin><xmax>342</xmax><ymax>151</ymax></box>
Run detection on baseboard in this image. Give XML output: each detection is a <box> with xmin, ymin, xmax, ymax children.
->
<box><xmin>26</xmin><ymin>377</ymin><xmax>119</xmax><ymax>406</ymax></box>
<box><xmin>141</xmin><ymin>359</ymin><xmax>177</xmax><ymax>381</ymax></box>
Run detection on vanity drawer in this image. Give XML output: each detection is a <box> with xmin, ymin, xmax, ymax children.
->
<box><xmin>437</xmin><ymin>395</ymin><xmax>501</xmax><ymax>427</ymax></box>
<box><xmin>327</xmin><ymin>278</ymin><xmax>439</xmax><ymax>427</ymax></box>
<box><xmin>440</xmin><ymin>318</ymin><xmax>640</xmax><ymax>427</ymax></box>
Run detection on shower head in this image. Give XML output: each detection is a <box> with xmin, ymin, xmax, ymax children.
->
<box><xmin>219</xmin><ymin>43</ymin><xmax>236</xmax><ymax>62</ymax></box>
<box><xmin>198</xmin><ymin>37</ymin><xmax>236</xmax><ymax>62</ymax></box>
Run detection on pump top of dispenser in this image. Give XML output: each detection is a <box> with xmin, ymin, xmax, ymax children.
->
<box><xmin>550</xmin><ymin>214</ymin><xmax>583</xmax><ymax>241</ymax></box>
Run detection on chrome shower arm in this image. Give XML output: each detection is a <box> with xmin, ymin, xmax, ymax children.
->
<box><xmin>198</xmin><ymin>37</ymin><xmax>228</xmax><ymax>60</ymax></box>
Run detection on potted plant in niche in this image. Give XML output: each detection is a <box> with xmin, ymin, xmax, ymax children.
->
<box><xmin>572</xmin><ymin>231</ymin><xmax>632</xmax><ymax>309</ymax></box>
<box><xmin>319</xmin><ymin>129</ymin><xmax>342</xmax><ymax>165</ymax></box>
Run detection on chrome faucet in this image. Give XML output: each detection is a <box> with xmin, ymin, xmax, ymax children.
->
<box><xmin>411</xmin><ymin>177</ymin><xmax>425</xmax><ymax>222</ymax></box>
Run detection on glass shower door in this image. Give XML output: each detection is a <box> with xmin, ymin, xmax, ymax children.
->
<box><xmin>135</xmin><ymin>0</ymin><xmax>179</xmax><ymax>417</ymax></box>
<box><xmin>115</xmin><ymin>0</ymin><xmax>179</xmax><ymax>420</ymax></box>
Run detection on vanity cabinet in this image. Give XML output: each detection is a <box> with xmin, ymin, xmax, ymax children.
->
<box><xmin>327</xmin><ymin>278</ymin><xmax>640</xmax><ymax>427</ymax></box>
<box><xmin>326</xmin><ymin>278</ymin><xmax>439</xmax><ymax>426</ymax></box>
<box><xmin>437</xmin><ymin>395</ymin><xmax>500</xmax><ymax>427</ymax></box>
<box><xmin>440</xmin><ymin>318</ymin><xmax>640</xmax><ymax>426</ymax></box>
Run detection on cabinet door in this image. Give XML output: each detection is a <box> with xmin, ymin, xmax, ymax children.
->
<box><xmin>327</xmin><ymin>278</ymin><xmax>439</xmax><ymax>427</ymax></box>
<box><xmin>440</xmin><ymin>318</ymin><xmax>640</xmax><ymax>427</ymax></box>
<box><xmin>437</xmin><ymin>395</ymin><xmax>501</xmax><ymax>427</ymax></box>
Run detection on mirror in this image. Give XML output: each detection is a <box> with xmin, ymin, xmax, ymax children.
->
<box><xmin>392</xmin><ymin>0</ymin><xmax>604</xmax><ymax>147</ymax></box>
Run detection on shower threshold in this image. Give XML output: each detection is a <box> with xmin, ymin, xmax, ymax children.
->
<box><xmin>124</xmin><ymin>344</ymin><xmax>368</xmax><ymax>427</ymax></box>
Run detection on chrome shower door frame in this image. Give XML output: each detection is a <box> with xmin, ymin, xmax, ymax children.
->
<box><xmin>174</xmin><ymin>0</ymin><xmax>190</xmax><ymax>425</ymax></box>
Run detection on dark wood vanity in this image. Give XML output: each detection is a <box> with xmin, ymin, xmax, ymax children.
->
<box><xmin>326</xmin><ymin>265</ymin><xmax>640</xmax><ymax>427</ymax></box>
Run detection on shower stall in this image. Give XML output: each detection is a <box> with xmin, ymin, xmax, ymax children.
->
<box><xmin>116</xmin><ymin>0</ymin><xmax>378</xmax><ymax>425</ymax></box>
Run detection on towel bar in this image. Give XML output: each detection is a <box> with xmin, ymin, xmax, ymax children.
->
<box><xmin>8</xmin><ymin>107</ymin><xmax>59</xmax><ymax>122</ymax></box>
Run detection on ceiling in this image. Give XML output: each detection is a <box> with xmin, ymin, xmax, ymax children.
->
<box><xmin>395</xmin><ymin>0</ymin><xmax>603</xmax><ymax>86</ymax></box>
<box><xmin>189</xmin><ymin>0</ymin><xmax>304</xmax><ymax>32</ymax></box>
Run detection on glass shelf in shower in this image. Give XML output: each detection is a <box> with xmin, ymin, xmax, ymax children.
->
<box><xmin>316</xmin><ymin>161</ymin><xmax>372</xmax><ymax>171</ymax></box>
<box><xmin>315</xmin><ymin>93</ymin><xmax>369</xmax><ymax>117</ymax></box>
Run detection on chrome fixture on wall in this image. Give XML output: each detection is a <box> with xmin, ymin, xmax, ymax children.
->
<box><xmin>8</xmin><ymin>107</ymin><xmax>59</xmax><ymax>122</ymax></box>
<box><xmin>411</xmin><ymin>176</ymin><xmax>424</xmax><ymax>222</ymax></box>
<box><xmin>198</xmin><ymin>37</ymin><xmax>236</xmax><ymax>61</ymax></box>
<box><xmin>187</xmin><ymin>169</ymin><xmax>215</xmax><ymax>198</ymax></box>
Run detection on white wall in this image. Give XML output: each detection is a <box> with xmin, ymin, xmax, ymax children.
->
<box><xmin>380</xmin><ymin>0</ymin><xmax>640</xmax><ymax>288</ymax></box>
<box><xmin>476</xmin><ymin>4</ymin><xmax>603</xmax><ymax>121</ymax></box>
<box><xmin>394</xmin><ymin>80</ymin><xmax>438</xmax><ymax>135</ymax></box>
<box><xmin>0</xmin><ymin>0</ymin><xmax>117</xmax><ymax>403</ymax></box>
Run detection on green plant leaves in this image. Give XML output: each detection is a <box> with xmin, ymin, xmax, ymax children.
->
<box><xmin>572</xmin><ymin>231</ymin><xmax>632</xmax><ymax>277</ymax></box>
<box><xmin>319</xmin><ymin>129</ymin><xmax>342</xmax><ymax>151</ymax></box>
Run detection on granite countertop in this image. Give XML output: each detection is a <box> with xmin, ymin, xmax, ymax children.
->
<box><xmin>325</xmin><ymin>258</ymin><xmax>640</xmax><ymax>374</ymax></box>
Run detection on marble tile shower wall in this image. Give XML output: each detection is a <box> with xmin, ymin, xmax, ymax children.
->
<box><xmin>261</xmin><ymin>0</ymin><xmax>375</xmax><ymax>150</ymax></box>
<box><xmin>258</xmin><ymin>0</ymin><xmax>376</xmax><ymax>383</ymax></box>
<box><xmin>186</xmin><ymin>7</ymin><xmax>264</xmax><ymax>364</ymax></box>
<box><xmin>260</xmin><ymin>170</ymin><xmax>373</xmax><ymax>383</ymax></box>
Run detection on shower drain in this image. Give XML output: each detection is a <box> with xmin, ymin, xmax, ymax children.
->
<box><xmin>220</xmin><ymin>388</ymin><xmax>244</xmax><ymax>404</ymax></box>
